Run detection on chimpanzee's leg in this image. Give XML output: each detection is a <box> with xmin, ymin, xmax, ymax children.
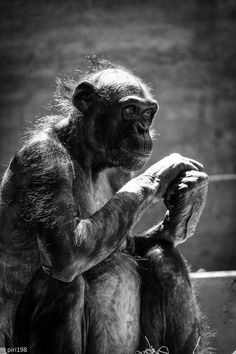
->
<box><xmin>85</xmin><ymin>252</ymin><xmax>140</xmax><ymax>354</ymax></box>
<box><xmin>137</xmin><ymin>242</ymin><xmax>202</xmax><ymax>354</ymax></box>
<box><xmin>14</xmin><ymin>268</ymin><xmax>88</xmax><ymax>354</ymax></box>
<box><xmin>14</xmin><ymin>252</ymin><xmax>140</xmax><ymax>354</ymax></box>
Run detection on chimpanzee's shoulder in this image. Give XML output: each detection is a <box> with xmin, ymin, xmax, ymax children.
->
<box><xmin>18</xmin><ymin>131</ymin><xmax>69</xmax><ymax>162</ymax></box>
<box><xmin>8</xmin><ymin>132</ymin><xmax>73</xmax><ymax>180</ymax></box>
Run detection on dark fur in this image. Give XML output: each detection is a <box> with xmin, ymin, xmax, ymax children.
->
<box><xmin>0</xmin><ymin>59</ymin><xmax>209</xmax><ymax>353</ymax></box>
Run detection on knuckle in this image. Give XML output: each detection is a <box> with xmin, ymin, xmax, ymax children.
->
<box><xmin>197</xmin><ymin>172</ymin><xmax>209</xmax><ymax>185</ymax></box>
<box><xmin>170</xmin><ymin>152</ymin><xmax>181</xmax><ymax>160</ymax></box>
<box><xmin>177</xmin><ymin>160</ymin><xmax>186</xmax><ymax>169</ymax></box>
<box><xmin>201</xmin><ymin>172</ymin><xmax>209</xmax><ymax>180</ymax></box>
<box><xmin>141</xmin><ymin>183</ymin><xmax>155</xmax><ymax>198</ymax></box>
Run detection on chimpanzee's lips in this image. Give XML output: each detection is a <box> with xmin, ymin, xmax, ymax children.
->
<box><xmin>132</xmin><ymin>151</ymin><xmax>150</xmax><ymax>158</ymax></box>
<box><xmin>122</xmin><ymin>148</ymin><xmax>151</xmax><ymax>158</ymax></box>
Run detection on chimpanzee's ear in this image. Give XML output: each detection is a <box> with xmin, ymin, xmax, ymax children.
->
<box><xmin>72</xmin><ymin>81</ymin><xmax>96</xmax><ymax>113</ymax></box>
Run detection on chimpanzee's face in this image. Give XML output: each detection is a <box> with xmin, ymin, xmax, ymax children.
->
<box><xmin>72</xmin><ymin>68</ymin><xmax>159</xmax><ymax>171</ymax></box>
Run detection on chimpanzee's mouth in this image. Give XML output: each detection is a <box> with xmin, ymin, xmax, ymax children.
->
<box><xmin>121</xmin><ymin>148</ymin><xmax>151</xmax><ymax>158</ymax></box>
<box><xmin>132</xmin><ymin>151</ymin><xmax>150</xmax><ymax>158</ymax></box>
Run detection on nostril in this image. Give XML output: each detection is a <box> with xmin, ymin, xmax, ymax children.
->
<box><xmin>137</xmin><ymin>126</ymin><xmax>144</xmax><ymax>135</ymax></box>
<box><xmin>136</xmin><ymin>122</ymin><xmax>147</xmax><ymax>135</ymax></box>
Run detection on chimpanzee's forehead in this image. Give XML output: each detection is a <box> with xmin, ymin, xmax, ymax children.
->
<box><xmin>91</xmin><ymin>69</ymin><xmax>152</xmax><ymax>99</ymax></box>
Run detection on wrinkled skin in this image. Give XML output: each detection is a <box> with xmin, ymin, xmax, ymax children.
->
<box><xmin>0</xmin><ymin>63</ymin><xmax>209</xmax><ymax>353</ymax></box>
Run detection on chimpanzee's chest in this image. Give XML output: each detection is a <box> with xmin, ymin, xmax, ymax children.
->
<box><xmin>71</xmin><ymin>162</ymin><xmax>130</xmax><ymax>251</ymax></box>
<box><xmin>72</xmin><ymin>162</ymin><xmax>114</xmax><ymax>219</ymax></box>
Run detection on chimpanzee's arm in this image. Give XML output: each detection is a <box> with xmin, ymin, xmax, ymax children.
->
<box><xmin>15</xmin><ymin>138</ymin><xmax>160</xmax><ymax>282</ymax></box>
<box><xmin>15</xmin><ymin>138</ymin><xmax>203</xmax><ymax>282</ymax></box>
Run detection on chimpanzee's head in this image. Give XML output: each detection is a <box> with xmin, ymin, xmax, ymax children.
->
<box><xmin>72</xmin><ymin>63</ymin><xmax>159</xmax><ymax>171</ymax></box>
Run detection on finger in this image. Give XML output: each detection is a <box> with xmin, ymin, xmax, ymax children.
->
<box><xmin>188</xmin><ymin>158</ymin><xmax>204</xmax><ymax>171</ymax></box>
<box><xmin>183</xmin><ymin>161</ymin><xmax>199</xmax><ymax>171</ymax></box>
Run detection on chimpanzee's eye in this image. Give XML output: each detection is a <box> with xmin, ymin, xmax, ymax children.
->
<box><xmin>143</xmin><ymin>108</ymin><xmax>154</xmax><ymax>122</ymax></box>
<box><xmin>123</xmin><ymin>105</ymin><xmax>136</xmax><ymax>118</ymax></box>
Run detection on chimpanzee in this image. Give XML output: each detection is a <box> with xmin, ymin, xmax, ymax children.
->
<box><xmin>0</xmin><ymin>59</ymin><xmax>209</xmax><ymax>353</ymax></box>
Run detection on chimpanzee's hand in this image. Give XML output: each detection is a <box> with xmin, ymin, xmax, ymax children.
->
<box><xmin>163</xmin><ymin>170</ymin><xmax>209</xmax><ymax>245</ymax></box>
<box><xmin>140</xmin><ymin>153</ymin><xmax>204</xmax><ymax>202</ymax></box>
<box><xmin>118</xmin><ymin>154</ymin><xmax>204</xmax><ymax>227</ymax></box>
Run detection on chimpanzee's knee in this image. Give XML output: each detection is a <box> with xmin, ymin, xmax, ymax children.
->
<box><xmin>14</xmin><ymin>268</ymin><xmax>88</xmax><ymax>354</ymax></box>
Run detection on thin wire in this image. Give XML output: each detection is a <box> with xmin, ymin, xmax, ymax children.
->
<box><xmin>209</xmin><ymin>174</ymin><xmax>236</xmax><ymax>182</ymax></box>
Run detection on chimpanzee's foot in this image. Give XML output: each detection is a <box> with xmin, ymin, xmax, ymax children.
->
<box><xmin>162</xmin><ymin>170</ymin><xmax>208</xmax><ymax>246</ymax></box>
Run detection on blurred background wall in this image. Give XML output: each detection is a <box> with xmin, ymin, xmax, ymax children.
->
<box><xmin>0</xmin><ymin>0</ymin><xmax>235</xmax><ymax>271</ymax></box>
